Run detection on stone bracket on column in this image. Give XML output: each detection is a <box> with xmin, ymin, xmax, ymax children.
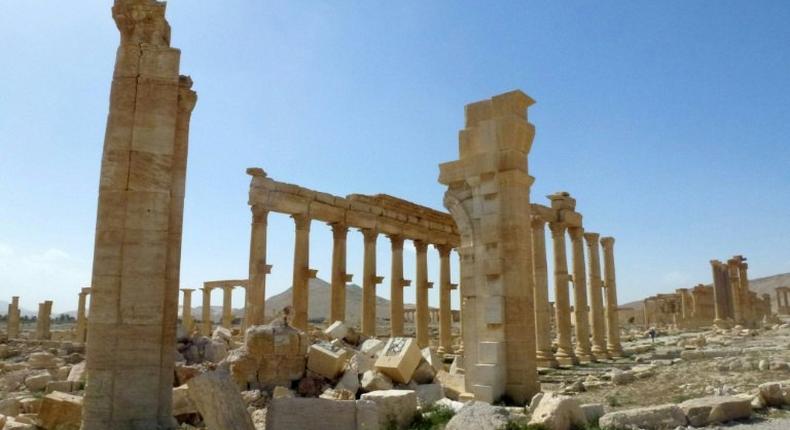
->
<box><xmin>427</xmin><ymin>282</ymin><xmax>434</xmax><ymax>289</ymax></box>
<box><xmin>308</xmin><ymin>269</ymin><xmax>318</xmax><ymax>278</ymax></box>
<box><xmin>344</xmin><ymin>274</ymin><xmax>353</xmax><ymax>282</ymax></box>
<box><xmin>374</xmin><ymin>276</ymin><xmax>384</xmax><ymax>284</ymax></box>
<box><xmin>264</xmin><ymin>264</ymin><xmax>272</xmax><ymax>274</ymax></box>
<box><xmin>450</xmin><ymin>283</ymin><xmax>458</xmax><ymax>290</ymax></box>
<box><xmin>401</xmin><ymin>279</ymin><xmax>412</xmax><ymax>287</ymax></box>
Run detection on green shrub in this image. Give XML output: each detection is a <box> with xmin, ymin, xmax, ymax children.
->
<box><xmin>409</xmin><ymin>404</ymin><xmax>456</xmax><ymax>430</ymax></box>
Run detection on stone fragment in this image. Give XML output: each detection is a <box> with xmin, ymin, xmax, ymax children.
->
<box><xmin>307</xmin><ymin>343</ymin><xmax>350</xmax><ymax>380</ymax></box>
<box><xmin>609</xmin><ymin>369</ymin><xmax>636</xmax><ymax>385</ymax></box>
<box><xmin>66</xmin><ymin>362</ymin><xmax>85</xmax><ymax>383</ymax></box>
<box><xmin>175</xmin><ymin>364</ymin><xmax>202</xmax><ymax>386</ymax></box>
<box><xmin>580</xmin><ymin>403</ymin><xmax>605</xmax><ymax>423</ymax></box>
<box><xmin>758</xmin><ymin>380</ymin><xmax>790</xmax><ymax>406</ymax></box>
<box><xmin>24</xmin><ymin>371</ymin><xmax>53</xmax><ymax>392</ymax></box>
<box><xmin>324</xmin><ymin>321</ymin><xmax>349</xmax><ymax>340</ymax></box>
<box><xmin>435</xmin><ymin>398</ymin><xmax>465</xmax><ymax>413</ymax></box>
<box><xmin>38</xmin><ymin>391</ymin><xmax>82</xmax><ymax>430</ymax></box>
<box><xmin>445</xmin><ymin>401</ymin><xmax>510</xmax><ymax>430</ymax></box>
<box><xmin>421</xmin><ymin>347</ymin><xmax>443</xmax><ymax>373</ymax></box>
<box><xmin>320</xmin><ymin>388</ymin><xmax>355</xmax><ymax>401</ymax></box>
<box><xmin>272</xmin><ymin>386</ymin><xmax>295</xmax><ymax>399</ymax></box>
<box><xmin>336</xmin><ymin>365</ymin><xmax>361</xmax><ymax>395</ymax></box>
<box><xmin>45</xmin><ymin>381</ymin><xmax>78</xmax><ymax>394</ymax></box>
<box><xmin>411</xmin><ymin>360</ymin><xmax>437</xmax><ymax>384</ymax></box>
<box><xmin>415</xmin><ymin>383</ymin><xmax>444</xmax><ymax>408</ymax></box>
<box><xmin>186</xmin><ymin>371</ymin><xmax>255</xmax><ymax>430</ymax></box>
<box><xmin>435</xmin><ymin>370</ymin><xmax>465</xmax><ymax>400</ymax></box>
<box><xmin>360</xmin><ymin>338</ymin><xmax>386</xmax><ymax>359</ymax></box>
<box><xmin>266</xmin><ymin>397</ymin><xmax>357</xmax><ymax>430</ymax></box>
<box><xmin>680</xmin><ymin>395</ymin><xmax>751</xmax><ymax>426</ymax></box>
<box><xmin>360</xmin><ymin>389</ymin><xmax>417</xmax><ymax>430</ymax></box>
<box><xmin>0</xmin><ymin>398</ymin><xmax>20</xmax><ymax>417</ymax></box>
<box><xmin>172</xmin><ymin>385</ymin><xmax>197</xmax><ymax>416</ymax></box>
<box><xmin>528</xmin><ymin>392</ymin><xmax>587</xmax><ymax>430</ymax></box>
<box><xmin>204</xmin><ymin>339</ymin><xmax>229</xmax><ymax>363</ymax></box>
<box><xmin>3</xmin><ymin>418</ymin><xmax>37</xmax><ymax>429</ymax></box>
<box><xmin>28</xmin><ymin>352</ymin><xmax>57</xmax><ymax>370</ymax></box>
<box><xmin>361</xmin><ymin>370</ymin><xmax>394</xmax><ymax>392</ymax></box>
<box><xmin>355</xmin><ymin>399</ymin><xmax>379</xmax><ymax>430</ymax></box>
<box><xmin>375</xmin><ymin>337</ymin><xmax>421</xmax><ymax>384</ymax></box>
<box><xmin>599</xmin><ymin>404</ymin><xmax>687</xmax><ymax>430</ymax></box>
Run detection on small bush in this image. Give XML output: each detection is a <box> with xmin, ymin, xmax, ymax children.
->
<box><xmin>409</xmin><ymin>404</ymin><xmax>456</xmax><ymax>430</ymax></box>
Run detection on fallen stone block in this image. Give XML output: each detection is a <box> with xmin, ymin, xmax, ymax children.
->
<box><xmin>580</xmin><ymin>403</ymin><xmax>605</xmax><ymax>423</ymax></box>
<box><xmin>38</xmin><ymin>391</ymin><xmax>82</xmax><ymax>430</ymax></box>
<box><xmin>422</xmin><ymin>347</ymin><xmax>443</xmax><ymax>373</ymax></box>
<box><xmin>599</xmin><ymin>404</ymin><xmax>686</xmax><ymax>430</ymax></box>
<box><xmin>0</xmin><ymin>398</ymin><xmax>20</xmax><ymax>417</ymax></box>
<box><xmin>324</xmin><ymin>321</ymin><xmax>349</xmax><ymax>341</ymax></box>
<box><xmin>680</xmin><ymin>395</ymin><xmax>751</xmax><ymax>426</ymax></box>
<box><xmin>436</xmin><ymin>370</ymin><xmax>465</xmax><ymax>400</ymax></box>
<box><xmin>609</xmin><ymin>369</ymin><xmax>636</xmax><ymax>385</ymax></box>
<box><xmin>45</xmin><ymin>381</ymin><xmax>78</xmax><ymax>394</ymax></box>
<box><xmin>18</xmin><ymin>398</ymin><xmax>41</xmax><ymax>414</ymax></box>
<box><xmin>28</xmin><ymin>352</ymin><xmax>57</xmax><ymax>370</ymax></box>
<box><xmin>528</xmin><ymin>392</ymin><xmax>586</xmax><ymax>430</ymax></box>
<box><xmin>361</xmin><ymin>370</ymin><xmax>393</xmax><ymax>392</ymax></box>
<box><xmin>356</xmin><ymin>399</ymin><xmax>379</xmax><ymax>430</ymax></box>
<box><xmin>445</xmin><ymin>401</ymin><xmax>510</xmax><ymax>430</ymax></box>
<box><xmin>758</xmin><ymin>380</ymin><xmax>790</xmax><ymax>406</ymax></box>
<box><xmin>415</xmin><ymin>383</ymin><xmax>444</xmax><ymax>408</ymax></box>
<box><xmin>375</xmin><ymin>337</ymin><xmax>421</xmax><ymax>384</ymax></box>
<box><xmin>65</xmin><ymin>362</ymin><xmax>85</xmax><ymax>383</ymax></box>
<box><xmin>307</xmin><ymin>343</ymin><xmax>350</xmax><ymax>380</ymax></box>
<box><xmin>411</xmin><ymin>360</ymin><xmax>437</xmax><ymax>384</ymax></box>
<box><xmin>435</xmin><ymin>398</ymin><xmax>465</xmax><ymax>413</ymax></box>
<box><xmin>360</xmin><ymin>389</ymin><xmax>417</xmax><ymax>430</ymax></box>
<box><xmin>336</xmin><ymin>366</ymin><xmax>361</xmax><ymax>395</ymax></box>
<box><xmin>172</xmin><ymin>385</ymin><xmax>197</xmax><ymax>416</ymax></box>
<box><xmin>187</xmin><ymin>370</ymin><xmax>255</xmax><ymax>430</ymax></box>
<box><xmin>24</xmin><ymin>370</ymin><xmax>52</xmax><ymax>392</ymax></box>
<box><xmin>266</xmin><ymin>397</ymin><xmax>357</xmax><ymax>430</ymax></box>
<box><xmin>3</xmin><ymin>418</ymin><xmax>37</xmax><ymax>429</ymax></box>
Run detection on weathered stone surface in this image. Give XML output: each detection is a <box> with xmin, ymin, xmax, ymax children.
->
<box><xmin>24</xmin><ymin>370</ymin><xmax>52</xmax><ymax>392</ymax></box>
<box><xmin>528</xmin><ymin>392</ymin><xmax>586</xmax><ymax>430</ymax></box>
<box><xmin>375</xmin><ymin>337</ymin><xmax>421</xmax><ymax>384</ymax></box>
<box><xmin>38</xmin><ymin>391</ymin><xmax>82</xmax><ymax>430</ymax></box>
<box><xmin>436</xmin><ymin>370</ymin><xmax>465</xmax><ymax>400</ymax></box>
<box><xmin>45</xmin><ymin>381</ymin><xmax>78</xmax><ymax>394</ymax></box>
<box><xmin>580</xmin><ymin>403</ymin><xmax>605</xmax><ymax>423</ymax></box>
<box><xmin>187</xmin><ymin>371</ymin><xmax>255</xmax><ymax>430</ymax></box>
<box><xmin>324</xmin><ymin>321</ymin><xmax>349</xmax><ymax>341</ymax></box>
<box><xmin>65</xmin><ymin>362</ymin><xmax>84</xmax><ymax>383</ymax></box>
<box><xmin>28</xmin><ymin>352</ymin><xmax>57</xmax><ymax>370</ymax></box>
<box><xmin>610</xmin><ymin>369</ymin><xmax>636</xmax><ymax>385</ymax></box>
<box><xmin>599</xmin><ymin>404</ymin><xmax>687</xmax><ymax>430</ymax></box>
<box><xmin>336</xmin><ymin>365</ymin><xmax>361</xmax><ymax>395</ymax></box>
<box><xmin>445</xmin><ymin>401</ymin><xmax>510</xmax><ymax>430</ymax></box>
<box><xmin>356</xmin><ymin>399</ymin><xmax>379</xmax><ymax>430</ymax></box>
<box><xmin>415</xmin><ymin>383</ymin><xmax>444</xmax><ymax>408</ymax></box>
<box><xmin>266</xmin><ymin>397</ymin><xmax>357</xmax><ymax>430</ymax></box>
<box><xmin>680</xmin><ymin>395</ymin><xmax>751</xmax><ymax>426</ymax></box>
<box><xmin>360</xmin><ymin>390</ymin><xmax>417</xmax><ymax>430</ymax></box>
<box><xmin>758</xmin><ymin>380</ymin><xmax>790</xmax><ymax>406</ymax></box>
<box><xmin>230</xmin><ymin>322</ymin><xmax>308</xmax><ymax>389</ymax></box>
<box><xmin>411</xmin><ymin>360</ymin><xmax>437</xmax><ymax>384</ymax></box>
<box><xmin>361</xmin><ymin>370</ymin><xmax>394</xmax><ymax>392</ymax></box>
<box><xmin>172</xmin><ymin>385</ymin><xmax>197</xmax><ymax>416</ymax></box>
<box><xmin>307</xmin><ymin>343</ymin><xmax>350</xmax><ymax>380</ymax></box>
<box><xmin>0</xmin><ymin>398</ymin><xmax>20</xmax><ymax>417</ymax></box>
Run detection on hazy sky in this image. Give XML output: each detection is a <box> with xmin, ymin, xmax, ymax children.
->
<box><xmin>1</xmin><ymin>1</ymin><xmax>789</xmax><ymax>314</ymax></box>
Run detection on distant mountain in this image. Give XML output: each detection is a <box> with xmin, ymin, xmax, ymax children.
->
<box><xmin>0</xmin><ymin>301</ymin><xmax>38</xmax><ymax>318</ymax></box>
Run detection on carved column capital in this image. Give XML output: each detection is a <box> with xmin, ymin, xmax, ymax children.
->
<box><xmin>388</xmin><ymin>235</ymin><xmax>405</xmax><ymax>250</ymax></box>
<box><xmin>548</xmin><ymin>222</ymin><xmax>567</xmax><ymax>238</ymax></box>
<box><xmin>292</xmin><ymin>214</ymin><xmax>311</xmax><ymax>231</ymax></box>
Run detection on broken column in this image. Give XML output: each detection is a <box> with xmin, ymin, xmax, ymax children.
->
<box><xmin>246</xmin><ymin>202</ymin><xmax>269</xmax><ymax>327</ymax></box>
<box><xmin>549</xmin><ymin>222</ymin><xmax>576</xmax><ymax>365</ymax></box>
<box><xmin>7</xmin><ymin>296</ymin><xmax>20</xmax><ymax>339</ymax></box>
<box><xmin>584</xmin><ymin>232</ymin><xmax>608</xmax><ymax>359</ymax></box>
<box><xmin>291</xmin><ymin>214</ymin><xmax>311</xmax><ymax>330</ymax></box>
<box><xmin>76</xmin><ymin>288</ymin><xmax>91</xmax><ymax>343</ymax></box>
<box><xmin>600</xmin><ymin>237</ymin><xmax>623</xmax><ymax>357</ymax></box>
<box><xmin>330</xmin><ymin>223</ymin><xmax>349</xmax><ymax>324</ymax></box>
<box><xmin>531</xmin><ymin>216</ymin><xmax>557</xmax><ymax>368</ymax></box>
<box><xmin>439</xmin><ymin>90</ymin><xmax>540</xmax><ymax>403</ymax></box>
<box><xmin>569</xmin><ymin>226</ymin><xmax>593</xmax><ymax>362</ymax></box>
<box><xmin>36</xmin><ymin>300</ymin><xmax>52</xmax><ymax>340</ymax></box>
<box><xmin>181</xmin><ymin>288</ymin><xmax>194</xmax><ymax>333</ymax></box>
<box><xmin>415</xmin><ymin>240</ymin><xmax>430</xmax><ymax>348</ymax></box>
<box><xmin>438</xmin><ymin>244</ymin><xmax>453</xmax><ymax>354</ymax></box>
<box><xmin>389</xmin><ymin>235</ymin><xmax>406</xmax><ymax>337</ymax></box>
<box><xmin>82</xmin><ymin>1</ymin><xmax>197</xmax><ymax>428</ymax></box>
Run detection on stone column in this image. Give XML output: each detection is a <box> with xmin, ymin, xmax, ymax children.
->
<box><xmin>82</xmin><ymin>2</ymin><xmax>197</xmax><ymax>428</ymax></box>
<box><xmin>710</xmin><ymin>260</ymin><xmax>728</xmax><ymax>325</ymax></box>
<box><xmin>550</xmin><ymin>222</ymin><xmax>576</xmax><ymax>365</ymax></box>
<box><xmin>7</xmin><ymin>296</ymin><xmax>20</xmax><ymax>339</ymax></box>
<box><xmin>584</xmin><ymin>232</ymin><xmax>608</xmax><ymax>359</ymax></box>
<box><xmin>531</xmin><ymin>216</ymin><xmax>557</xmax><ymax>367</ymax></box>
<box><xmin>389</xmin><ymin>235</ymin><xmax>406</xmax><ymax>337</ymax></box>
<box><xmin>36</xmin><ymin>301</ymin><xmax>52</xmax><ymax>340</ymax></box>
<box><xmin>727</xmin><ymin>258</ymin><xmax>743</xmax><ymax>324</ymax></box>
<box><xmin>600</xmin><ymin>237</ymin><xmax>624</xmax><ymax>357</ymax></box>
<box><xmin>437</xmin><ymin>245</ymin><xmax>453</xmax><ymax>354</ymax></box>
<box><xmin>291</xmin><ymin>214</ymin><xmax>311</xmax><ymax>330</ymax></box>
<box><xmin>415</xmin><ymin>240</ymin><xmax>430</xmax><ymax>348</ymax></box>
<box><xmin>181</xmin><ymin>289</ymin><xmax>194</xmax><ymax>333</ymax></box>
<box><xmin>737</xmin><ymin>259</ymin><xmax>752</xmax><ymax>324</ymax></box>
<box><xmin>76</xmin><ymin>288</ymin><xmax>91</xmax><ymax>343</ymax></box>
<box><xmin>361</xmin><ymin>228</ymin><xmax>378</xmax><ymax>336</ymax></box>
<box><xmin>246</xmin><ymin>204</ymin><xmax>269</xmax><ymax>328</ymax></box>
<box><xmin>330</xmin><ymin>223</ymin><xmax>349</xmax><ymax>324</ymax></box>
<box><xmin>569</xmin><ymin>227</ymin><xmax>593</xmax><ymax>362</ymax></box>
<box><xmin>221</xmin><ymin>286</ymin><xmax>233</xmax><ymax>329</ymax></box>
<box><xmin>201</xmin><ymin>286</ymin><xmax>212</xmax><ymax>336</ymax></box>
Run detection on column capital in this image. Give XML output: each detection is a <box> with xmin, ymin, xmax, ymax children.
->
<box><xmin>582</xmin><ymin>232</ymin><xmax>600</xmax><ymax>244</ymax></box>
<box><xmin>435</xmin><ymin>244</ymin><xmax>453</xmax><ymax>257</ymax></box>
<box><xmin>568</xmin><ymin>226</ymin><xmax>584</xmax><ymax>241</ymax></box>
<box><xmin>530</xmin><ymin>214</ymin><xmax>546</xmax><ymax>228</ymax></box>
<box><xmin>251</xmin><ymin>204</ymin><xmax>269</xmax><ymax>222</ymax></box>
<box><xmin>330</xmin><ymin>222</ymin><xmax>349</xmax><ymax>238</ymax></box>
<box><xmin>361</xmin><ymin>228</ymin><xmax>378</xmax><ymax>242</ymax></box>
<box><xmin>413</xmin><ymin>240</ymin><xmax>428</xmax><ymax>253</ymax></box>
<box><xmin>292</xmin><ymin>214</ymin><xmax>311</xmax><ymax>231</ymax></box>
<box><xmin>548</xmin><ymin>221</ymin><xmax>567</xmax><ymax>237</ymax></box>
<box><xmin>180</xmin><ymin>288</ymin><xmax>195</xmax><ymax>293</ymax></box>
<box><xmin>600</xmin><ymin>236</ymin><xmax>615</xmax><ymax>248</ymax></box>
<box><xmin>80</xmin><ymin>287</ymin><xmax>92</xmax><ymax>295</ymax></box>
<box><xmin>388</xmin><ymin>234</ymin><xmax>405</xmax><ymax>249</ymax></box>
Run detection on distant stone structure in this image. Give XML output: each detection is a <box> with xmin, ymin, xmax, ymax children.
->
<box><xmin>35</xmin><ymin>300</ymin><xmax>52</xmax><ymax>340</ymax></box>
<box><xmin>75</xmin><ymin>288</ymin><xmax>91</xmax><ymax>343</ymax></box>
<box><xmin>6</xmin><ymin>296</ymin><xmax>21</xmax><ymax>338</ymax></box>
<box><xmin>200</xmin><ymin>279</ymin><xmax>248</xmax><ymax>334</ymax></box>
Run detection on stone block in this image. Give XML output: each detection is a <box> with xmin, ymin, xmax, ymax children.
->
<box><xmin>528</xmin><ymin>392</ymin><xmax>586</xmax><ymax>430</ymax></box>
<box><xmin>266</xmin><ymin>397</ymin><xmax>357</xmax><ymax>430</ymax></box>
<box><xmin>360</xmin><ymin>390</ymin><xmax>417</xmax><ymax>430</ymax></box>
<box><xmin>356</xmin><ymin>399</ymin><xmax>379</xmax><ymax>430</ymax></box>
<box><xmin>375</xmin><ymin>337</ymin><xmax>421</xmax><ymax>384</ymax></box>
<box><xmin>28</xmin><ymin>352</ymin><xmax>58</xmax><ymax>370</ymax></box>
<box><xmin>412</xmin><ymin>360</ymin><xmax>437</xmax><ymax>384</ymax></box>
<box><xmin>360</xmin><ymin>338</ymin><xmax>386</xmax><ymax>359</ymax></box>
<box><xmin>758</xmin><ymin>380</ymin><xmax>790</xmax><ymax>406</ymax></box>
<box><xmin>38</xmin><ymin>391</ymin><xmax>82</xmax><ymax>430</ymax></box>
<box><xmin>66</xmin><ymin>362</ymin><xmax>85</xmax><ymax>383</ymax></box>
<box><xmin>0</xmin><ymin>398</ymin><xmax>20</xmax><ymax>417</ymax></box>
<box><xmin>172</xmin><ymin>385</ymin><xmax>197</xmax><ymax>416</ymax></box>
<box><xmin>361</xmin><ymin>370</ymin><xmax>394</xmax><ymax>392</ymax></box>
<box><xmin>421</xmin><ymin>347</ymin><xmax>443</xmax><ymax>373</ymax></box>
<box><xmin>324</xmin><ymin>321</ymin><xmax>349</xmax><ymax>340</ymax></box>
<box><xmin>415</xmin><ymin>383</ymin><xmax>444</xmax><ymax>408</ymax></box>
<box><xmin>680</xmin><ymin>395</ymin><xmax>751</xmax><ymax>426</ymax></box>
<box><xmin>436</xmin><ymin>370</ymin><xmax>465</xmax><ymax>400</ymax></box>
<box><xmin>445</xmin><ymin>401</ymin><xmax>510</xmax><ymax>430</ymax></box>
<box><xmin>307</xmin><ymin>343</ymin><xmax>350</xmax><ymax>380</ymax></box>
<box><xmin>45</xmin><ymin>381</ymin><xmax>78</xmax><ymax>394</ymax></box>
<box><xmin>187</xmin><ymin>371</ymin><xmax>255</xmax><ymax>430</ymax></box>
<box><xmin>24</xmin><ymin>371</ymin><xmax>52</xmax><ymax>392</ymax></box>
<box><xmin>580</xmin><ymin>403</ymin><xmax>605</xmax><ymax>423</ymax></box>
<box><xmin>599</xmin><ymin>404</ymin><xmax>687</xmax><ymax>430</ymax></box>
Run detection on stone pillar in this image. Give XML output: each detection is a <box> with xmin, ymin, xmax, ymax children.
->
<box><xmin>727</xmin><ymin>258</ymin><xmax>743</xmax><ymax>324</ymax></box>
<box><xmin>76</xmin><ymin>288</ymin><xmax>91</xmax><ymax>343</ymax></box>
<box><xmin>438</xmin><ymin>91</ymin><xmax>539</xmax><ymax>403</ymax></box>
<box><xmin>361</xmin><ymin>228</ymin><xmax>378</xmax><ymax>336</ymax></box>
<box><xmin>291</xmin><ymin>214</ymin><xmax>311</xmax><ymax>330</ymax></box>
<box><xmin>246</xmin><ymin>204</ymin><xmax>269</xmax><ymax>328</ymax></box>
<box><xmin>35</xmin><ymin>300</ymin><xmax>53</xmax><ymax>340</ymax></box>
<box><xmin>389</xmin><ymin>235</ymin><xmax>406</xmax><ymax>337</ymax></box>
<box><xmin>549</xmin><ymin>222</ymin><xmax>576</xmax><ymax>365</ymax></box>
<box><xmin>221</xmin><ymin>286</ymin><xmax>234</xmax><ymax>329</ymax></box>
<box><xmin>710</xmin><ymin>260</ymin><xmax>728</xmax><ymax>325</ymax></box>
<box><xmin>531</xmin><ymin>216</ymin><xmax>557</xmax><ymax>367</ymax></box>
<box><xmin>584</xmin><ymin>232</ymin><xmax>608</xmax><ymax>359</ymax></box>
<box><xmin>600</xmin><ymin>237</ymin><xmax>624</xmax><ymax>357</ymax></box>
<box><xmin>7</xmin><ymin>296</ymin><xmax>20</xmax><ymax>339</ymax></box>
<box><xmin>181</xmin><ymin>289</ymin><xmax>194</xmax><ymax>333</ymax></box>
<box><xmin>737</xmin><ymin>258</ymin><xmax>752</xmax><ymax>325</ymax></box>
<box><xmin>201</xmin><ymin>286</ymin><xmax>212</xmax><ymax>336</ymax></box>
<box><xmin>330</xmin><ymin>223</ymin><xmax>349</xmax><ymax>324</ymax></box>
<box><xmin>437</xmin><ymin>244</ymin><xmax>453</xmax><ymax>354</ymax></box>
<box><xmin>415</xmin><ymin>240</ymin><xmax>430</xmax><ymax>348</ymax></box>
<box><xmin>82</xmin><ymin>2</ymin><xmax>197</xmax><ymax>428</ymax></box>
<box><xmin>568</xmin><ymin>227</ymin><xmax>593</xmax><ymax>362</ymax></box>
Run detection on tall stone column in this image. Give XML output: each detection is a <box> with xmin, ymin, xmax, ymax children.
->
<box><xmin>437</xmin><ymin>245</ymin><xmax>453</xmax><ymax>354</ymax></box>
<box><xmin>181</xmin><ymin>289</ymin><xmax>194</xmax><ymax>333</ymax></box>
<box><xmin>291</xmin><ymin>214</ymin><xmax>311</xmax><ymax>330</ymax></box>
<box><xmin>389</xmin><ymin>235</ymin><xmax>406</xmax><ymax>337</ymax></box>
<box><xmin>415</xmin><ymin>240</ymin><xmax>430</xmax><ymax>348</ymax></box>
<box><xmin>201</xmin><ymin>286</ymin><xmax>212</xmax><ymax>336</ymax></box>
<box><xmin>569</xmin><ymin>227</ymin><xmax>593</xmax><ymax>362</ymax></box>
<box><xmin>246</xmin><ymin>204</ymin><xmax>269</xmax><ymax>328</ymax></box>
<box><xmin>737</xmin><ymin>258</ymin><xmax>752</xmax><ymax>325</ymax></box>
<box><xmin>36</xmin><ymin>301</ymin><xmax>52</xmax><ymax>340</ymax></box>
<box><xmin>710</xmin><ymin>260</ymin><xmax>728</xmax><ymax>326</ymax></box>
<box><xmin>330</xmin><ymin>223</ymin><xmax>349</xmax><ymax>324</ymax></box>
<box><xmin>584</xmin><ymin>232</ymin><xmax>608</xmax><ymax>359</ymax></box>
<box><xmin>7</xmin><ymin>296</ymin><xmax>20</xmax><ymax>339</ymax></box>
<box><xmin>549</xmin><ymin>222</ymin><xmax>576</xmax><ymax>365</ymax></box>
<box><xmin>531</xmin><ymin>216</ymin><xmax>557</xmax><ymax>367</ymax></box>
<box><xmin>76</xmin><ymin>288</ymin><xmax>91</xmax><ymax>343</ymax></box>
<box><xmin>221</xmin><ymin>286</ymin><xmax>234</xmax><ymax>329</ymax></box>
<box><xmin>600</xmin><ymin>237</ymin><xmax>623</xmax><ymax>357</ymax></box>
<box><xmin>727</xmin><ymin>258</ymin><xmax>743</xmax><ymax>324</ymax></box>
<box><xmin>83</xmin><ymin>2</ymin><xmax>197</xmax><ymax>428</ymax></box>
<box><xmin>361</xmin><ymin>229</ymin><xmax>379</xmax><ymax>336</ymax></box>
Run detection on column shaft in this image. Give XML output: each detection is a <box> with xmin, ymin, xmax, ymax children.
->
<box><xmin>550</xmin><ymin>222</ymin><xmax>576</xmax><ymax>364</ymax></box>
<box><xmin>201</xmin><ymin>287</ymin><xmax>212</xmax><ymax>336</ymax></box>
<box><xmin>415</xmin><ymin>241</ymin><xmax>430</xmax><ymax>348</ymax></box>
<box><xmin>601</xmin><ymin>237</ymin><xmax>624</xmax><ymax>356</ymax></box>
<box><xmin>389</xmin><ymin>236</ymin><xmax>405</xmax><ymax>337</ymax></box>
<box><xmin>222</xmin><ymin>286</ymin><xmax>233</xmax><ymax>329</ymax></box>
<box><xmin>437</xmin><ymin>245</ymin><xmax>453</xmax><ymax>354</ymax></box>
<box><xmin>7</xmin><ymin>296</ymin><xmax>20</xmax><ymax>339</ymax></box>
<box><xmin>291</xmin><ymin>215</ymin><xmax>311</xmax><ymax>330</ymax></box>
<box><xmin>181</xmin><ymin>289</ymin><xmax>194</xmax><ymax>333</ymax></box>
<box><xmin>361</xmin><ymin>229</ymin><xmax>378</xmax><ymax>336</ymax></box>
<box><xmin>246</xmin><ymin>206</ymin><xmax>269</xmax><ymax>328</ymax></box>
<box><xmin>531</xmin><ymin>217</ymin><xmax>557</xmax><ymax>367</ymax></box>
<box><xmin>584</xmin><ymin>232</ymin><xmax>608</xmax><ymax>359</ymax></box>
<box><xmin>569</xmin><ymin>227</ymin><xmax>593</xmax><ymax>362</ymax></box>
<box><xmin>76</xmin><ymin>290</ymin><xmax>90</xmax><ymax>343</ymax></box>
<box><xmin>330</xmin><ymin>224</ymin><xmax>349</xmax><ymax>324</ymax></box>
<box><xmin>727</xmin><ymin>259</ymin><xmax>743</xmax><ymax>324</ymax></box>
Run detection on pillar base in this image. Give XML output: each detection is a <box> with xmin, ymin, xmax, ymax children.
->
<box><xmin>556</xmin><ymin>356</ymin><xmax>579</xmax><ymax>366</ymax></box>
<box><xmin>607</xmin><ymin>346</ymin><xmax>625</xmax><ymax>358</ymax></box>
<box><xmin>591</xmin><ymin>348</ymin><xmax>610</xmax><ymax>361</ymax></box>
<box><xmin>575</xmin><ymin>351</ymin><xmax>596</xmax><ymax>363</ymax></box>
<box><xmin>536</xmin><ymin>358</ymin><xmax>559</xmax><ymax>369</ymax></box>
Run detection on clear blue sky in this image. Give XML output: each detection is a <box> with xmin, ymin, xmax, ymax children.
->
<box><xmin>1</xmin><ymin>1</ymin><xmax>789</xmax><ymax>314</ymax></box>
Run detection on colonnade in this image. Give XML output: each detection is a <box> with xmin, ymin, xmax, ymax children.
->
<box><xmin>6</xmin><ymin>296</ymin><xmax>20</xmax><ymax>338</ymax></box>
<box><xmin>5</xmin><ymin>290</ymin><xmax>91</xmax><ymax>342</ymax></box>
<box><xmin>710</xmin><ymin>255</ymin><xmax>761</xmax><ymax>327</ymax></box>
<box><xmin>197</xmin><ymin>280</ymin><xmax>248</xmax><ymax>335</ymax></box>
<box><xmin>776</xmin><ymin>287</ymin><xmax>790</xmax><ymax>315</ymax></box>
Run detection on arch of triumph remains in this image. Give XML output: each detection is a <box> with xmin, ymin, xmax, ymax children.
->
<box><xmin>48</xmin><ymin>0</ymin><xmax>626</xmax><ymax>427</ymax></box>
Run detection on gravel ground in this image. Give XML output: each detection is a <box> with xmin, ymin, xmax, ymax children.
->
<box><xmin>717</xmin><ymin>417</ymin><xmax>790</xmax><ymax>429</ymax></box>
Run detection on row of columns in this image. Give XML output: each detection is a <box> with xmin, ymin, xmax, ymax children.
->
<box><xmin>532</xmin><ymin>217</ymin><xmax>623</xmax><ymax>366</ymax></box>
<box><xmin>403</xmin><ymin>308</ymin><xmax>443</xmax><ymax>324</ymax></box>
<box><xmin>710</xmin><ymin>256</ymin><xmax>754</xmax><ymax>327</ymax></box>
<box><xmin>195</xmin><ymin>283</ymin><xmax>246</xmax><ymax>336</ymax></box>
<box><xmin>5</xmin><ymin>290</ymin><xmax>92</xmax><ymax>343</ymax></box>
<box><xmin>775</xmin><ymin>287</ymin><xmax>790</xmax><ymax>314</ymax></box>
